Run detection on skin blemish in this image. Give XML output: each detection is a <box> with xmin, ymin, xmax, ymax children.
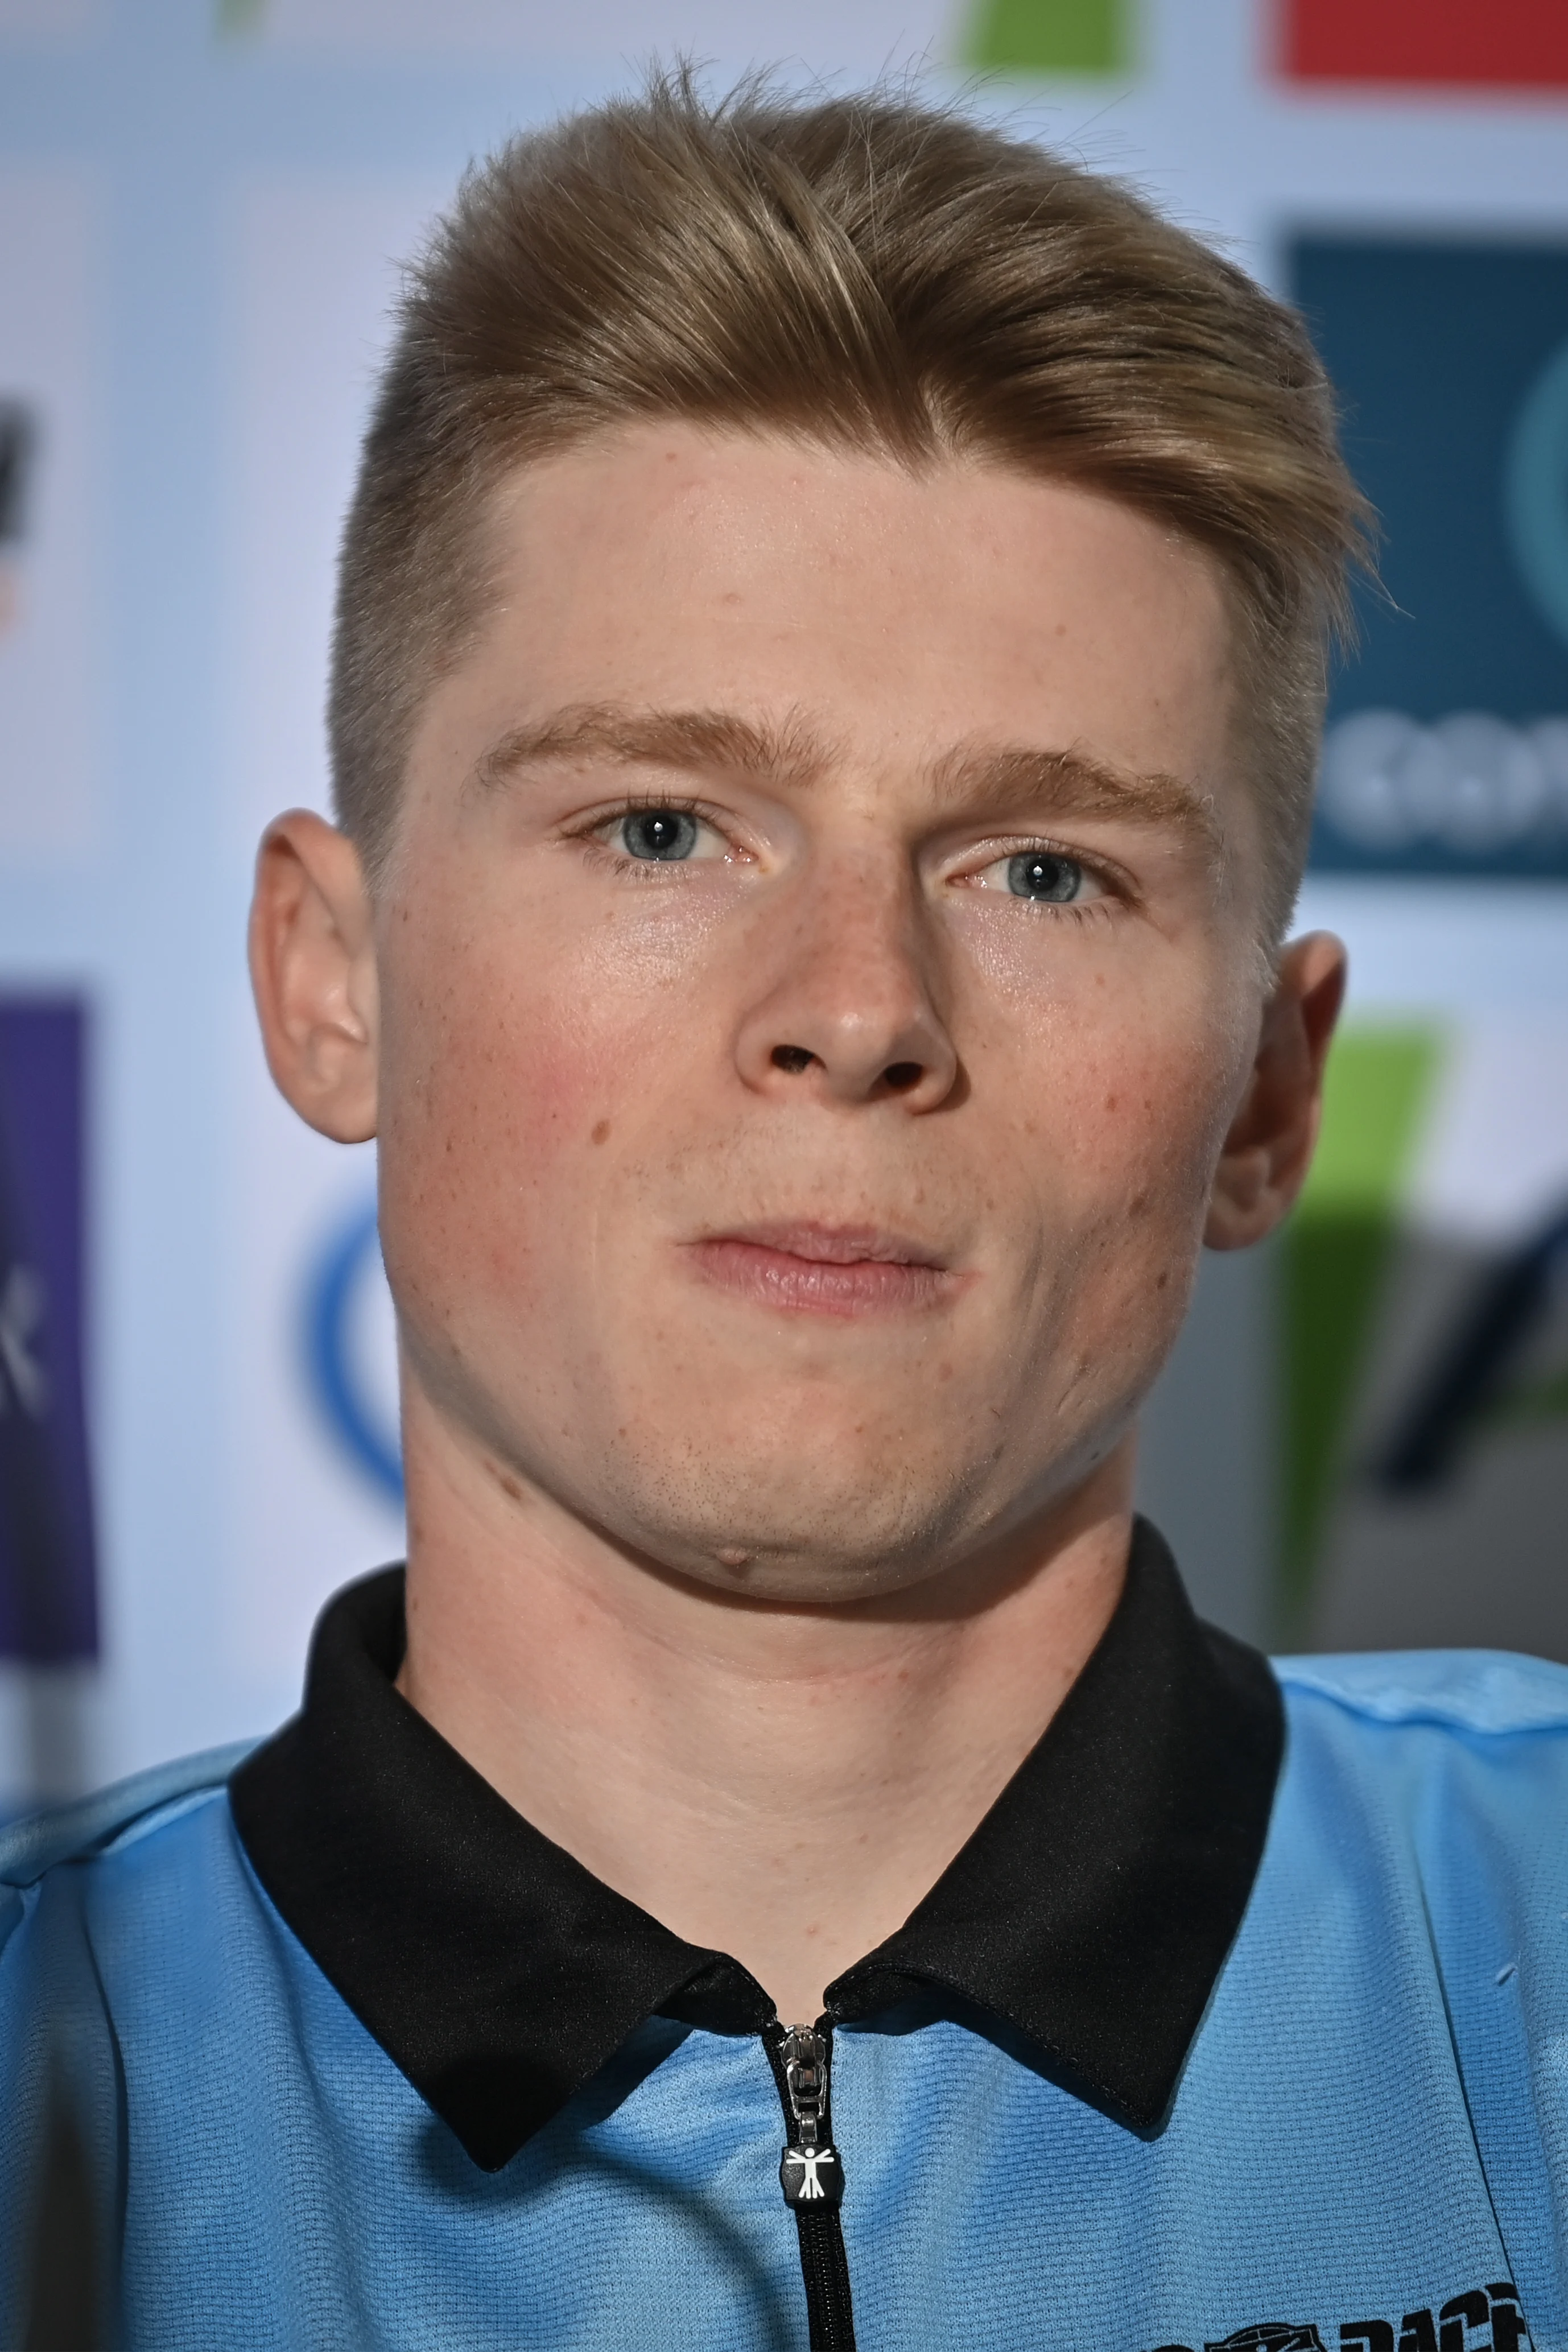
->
<box><xmin>591</xmin><ymin>1120</ymin><xmax>611</xmax><ymax>1145</ymax></box>
<box><xmin>716</xmin><ymin>1545</ymin><xmax>752</xmax><ymax>1569</ymax></box>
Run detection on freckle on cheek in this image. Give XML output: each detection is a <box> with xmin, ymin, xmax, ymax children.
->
<box><xmin>591</xmin><ymin>1120</ymin><xmax>611</xmax><ymax>1146</ymax></box>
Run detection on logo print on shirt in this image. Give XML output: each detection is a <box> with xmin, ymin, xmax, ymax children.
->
<box><xmin>1149</xmin><ymin>2281</ymin><xmax>1531</xmax><ymax>2352</ymax></box>
<box><xmin>1205</xmin><ymin>2328</ymin><xmax>1327</xmax><ymax>2351</ymax></box>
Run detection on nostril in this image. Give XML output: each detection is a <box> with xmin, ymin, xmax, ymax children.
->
<box><xmin>882</xmin><ymin>1062</ymin><xmax>923</xmax><ymax>1093</ymax></box>
<box><xmin>771</xmin><ymin>1045</ymin><xmax>816</xmax><ymax>1075</ymax></box>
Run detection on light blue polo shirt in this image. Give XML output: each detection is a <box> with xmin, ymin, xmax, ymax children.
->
<box><xmin>1</xmin><ymin>1526</ymin><xmax>1561</xmax><ymax>2351</ymax></box>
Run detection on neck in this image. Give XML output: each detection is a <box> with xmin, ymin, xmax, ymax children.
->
<box><xmin>396</xmin><ymin>1396</ymin><xmax>1134</xmax><ymax>2027</ymax></box>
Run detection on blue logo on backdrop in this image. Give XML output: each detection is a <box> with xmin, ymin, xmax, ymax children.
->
<box><xmin>1506</xmin><ymin>336</ymin><xmax>1568</xmax><ymax>652</ymax></box>
<box><xmin>303</xmin><ymin>1198</ymin><xmax>403</xmax><ymax>1507</ymax></box>
<box><xmin>1291</xmin><ymin>239</ymin><xmax>1568</xmax><ymax>876</ymax></box>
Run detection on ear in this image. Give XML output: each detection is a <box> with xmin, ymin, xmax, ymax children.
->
<box><xmin>249</xmin><ymin>810</ymin><xmax>379</xmax><ymax>1144</ymax></box>
<box><xmin>1205</xmin><ymin>931</ymin><xmax>1347</xmax><ymax>1252</ymax></box>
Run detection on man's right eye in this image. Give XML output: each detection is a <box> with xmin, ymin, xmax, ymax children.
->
<box><xmin>618</xmin><ymin>808</ymin><xmax>700</xmax><ymax>861</ymax></box>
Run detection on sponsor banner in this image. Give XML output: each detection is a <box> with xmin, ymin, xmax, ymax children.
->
<box><xmin>1294</xmin><ymin>237</ymin><xmax>1568</xmax><ymax>879</ymax></box>
<box><xmin>0</xmin><ymin>998</ymin><xmax>96</xmax><ymax>1663</ymax></box>
<box><xmin>1281</xmin><ymin>0</ymin><xmax>1568</xmax><ymax>90</ymax></box>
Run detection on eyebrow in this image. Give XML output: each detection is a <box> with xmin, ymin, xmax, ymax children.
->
<box><xmin>927</xmin><ymin>741</ymin><xmax>1223</xmax><ymax>853</ymax></box>
<box><xmin>473</xmin><ymin>702</ymin><xmax>834</xmax><ymax>794</ymax></box>
<box><xmin>473</xmin><ymin>699</ymin><xmax>1222</xmax><ymax>854</ymax></box>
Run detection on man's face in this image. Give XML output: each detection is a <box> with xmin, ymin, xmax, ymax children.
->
<box><xmin>376</xmin><ymin>426</ymin><xmax>1266</xmax><ymax>1600</ymax></box>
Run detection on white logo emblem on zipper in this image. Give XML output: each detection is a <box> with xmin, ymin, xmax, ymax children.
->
<box><xmin>791</xmin><ymin>2148</ymin><xmax>836</xmax><ymax>2201</ymax></box>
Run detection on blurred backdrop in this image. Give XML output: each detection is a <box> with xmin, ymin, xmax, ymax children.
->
<box><xmin>1</xmin><ymin>0</ymin><xmax>1566</xmax><ymax>1814</ymax></box>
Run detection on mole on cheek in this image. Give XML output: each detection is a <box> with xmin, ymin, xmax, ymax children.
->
<box><xmin>591</xmin><ymin>1120</ymin><xmax>611</xmax><ymax>1146</ymax></box>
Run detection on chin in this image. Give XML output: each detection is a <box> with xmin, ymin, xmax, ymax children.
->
<box><xmin>597</xmin><ymin>1429</ymin><xmax>1000</xmax><ymax>1601</ymax></box>
<box><xmin>588</xmin><ymin>1346</ymin><xmax>1144</xmax><ymax>1602</ymax></box>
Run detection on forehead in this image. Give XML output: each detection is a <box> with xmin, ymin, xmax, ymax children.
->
<box><xmin>438</xmin><ymin>423</ymin><xmax>1240</xmax><ymax>807</ymax></box>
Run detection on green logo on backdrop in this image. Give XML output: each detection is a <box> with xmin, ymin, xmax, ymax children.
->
<box><xmin>959</xmin><ymin>0</ymin><xmax>1131</xmax><ymax>75</ymax></box>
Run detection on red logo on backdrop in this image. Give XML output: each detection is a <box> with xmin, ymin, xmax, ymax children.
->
<box><xmin>1282</xmin><ymin>0</ymin><xmax>1568</xmax><ymax>88</ymax></box>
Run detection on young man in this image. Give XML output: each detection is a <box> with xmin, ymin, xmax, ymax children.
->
<box><xmin>3</xmin><ymin>78</ymin><xmax>1562</xmax><ymax>2352</ymax></box>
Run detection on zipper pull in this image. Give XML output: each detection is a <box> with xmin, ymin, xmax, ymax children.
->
<box><xmin>778</xmin><ymin>2025</ymin><xmax>844</xmax><ymax>2210</ymax></box>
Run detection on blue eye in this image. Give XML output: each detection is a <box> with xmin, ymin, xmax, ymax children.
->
<box><xmin>620</xmin><ymin>808</ymin><xmax>699</xmax><ymax>861</ymax></box>
<box><xmin>1006</xmin><ymin>851</ymin><xmax>1083</xmax><ymax>902</ymax></box>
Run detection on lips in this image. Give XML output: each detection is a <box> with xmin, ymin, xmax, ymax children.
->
<box><xmin>687</xmin><ymin>1222</ymin><xmax>956</xmax><ymax>1318</ymax></box>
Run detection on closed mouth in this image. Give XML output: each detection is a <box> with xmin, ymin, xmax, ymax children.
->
<box><xmin>686</xmin><ymin>1222</ymin><xmax>957</xmax><ymax>1318</ymax></box>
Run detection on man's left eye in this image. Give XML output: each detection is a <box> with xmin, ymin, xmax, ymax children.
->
<box><xmin>618</xmin><ymin>808</ymin><xmax>702</xmax><ymax>861</ymax></box>
<box><xmin>972</xmin><ymin>850</ymin><xmax>1098</xmax><ymax>903</ymax></box>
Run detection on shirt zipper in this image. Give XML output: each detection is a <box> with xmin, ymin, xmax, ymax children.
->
<box><xmin>762</xmin><ymin>2019</ymin><xmax>858</xmax><ymax>2352</ymax></box>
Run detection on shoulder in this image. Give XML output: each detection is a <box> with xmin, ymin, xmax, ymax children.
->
<box><xmin>0</xmin><ymin>1739</ymin><xmax>259</xmax><ymax>1899</ymax></box>
<box><xmin>1266</xmin><ymin>1648</ymin><xmax>1568</xmax><ymax>1899</ymax></box>
<box><xmin>1272</xmin><ymin>1647</ymin><xmax>1568</xmax><ymax>1744</ymax></box>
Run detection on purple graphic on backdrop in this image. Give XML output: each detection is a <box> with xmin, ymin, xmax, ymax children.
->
<box><xmin>0</xmin><ymin>999</ymin><xmax>97</xmax><ymax>1660</ymax></box>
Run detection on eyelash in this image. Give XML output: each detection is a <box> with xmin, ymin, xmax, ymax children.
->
<box><xmin>962</xmin><ymin>836</ymin><xmax>1132</xmax><ymax>923</ymax></box>
<box><xmin>574</xmin><ymin>793</ymin><xmax>733</xmax><ymax>879</ymax></box>
<box><xmin>572</xmin><ymin>798</ymin><xmax>1132</xmax><ymax>914</ymax></box>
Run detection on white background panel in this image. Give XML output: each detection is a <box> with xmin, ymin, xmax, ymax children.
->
<box><xmin>0</xmin><ymin>171</ymin><xmax>100</xmax><ymax>860</ymax></box>
<box><xmin>254</xmin><ymin>0</ymin><xmax>954</xmax><ymax>67</ymax></box>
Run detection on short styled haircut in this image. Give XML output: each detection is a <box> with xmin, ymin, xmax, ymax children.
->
<box><xmin>330</xmin><ymin>73</ymin><xmax>1368</xmax><ymax>947</ymax></box>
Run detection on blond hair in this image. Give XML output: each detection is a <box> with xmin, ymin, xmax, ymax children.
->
<box><xmin>330</xmin><ymin>73</ymin><xmax>1368</xmax><ymax>945</ymax></box>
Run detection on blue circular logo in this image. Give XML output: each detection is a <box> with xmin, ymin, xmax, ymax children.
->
<box><xmin>303</xmin><ymin>1198</ymin><xmax>403</xmax><ymax>1506</ymax></box>
<box><xmin>1504</xmin><ymin>336</ymin><xmax>1568</xmax><ymax>651</ymax></box>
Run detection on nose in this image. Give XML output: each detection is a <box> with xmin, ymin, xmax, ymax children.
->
<box><xmin>733</xmin><ymin>853</ymin><xmax>960</xmax><ymax>1112</ymax></box>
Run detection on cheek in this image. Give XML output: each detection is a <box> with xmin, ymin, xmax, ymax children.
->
<box><xmin>988</xmin><ymin>959</ymin><xmax>1242</xmax><ymax>1222</ymax></box>
<box><xmin>1095</xmin><ymin>1031</ymin><xmax>1235</xmax><ymax>1198</ymax></box>
<box><xmin>995</xmin><ymin>1024</ymin><xmax>1235</xmax><ymax>1415</ymax></box>
<box><xmin>375</xmin><ymin>922</ymin><xmax>654</xmax><ymax>1313</ymax></box>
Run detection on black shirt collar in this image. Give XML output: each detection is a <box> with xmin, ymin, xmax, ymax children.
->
<box><xmin>229</xmin><ymin>1520</ymin><xmax>1282</xmax><ymax>2173</ymax></box>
